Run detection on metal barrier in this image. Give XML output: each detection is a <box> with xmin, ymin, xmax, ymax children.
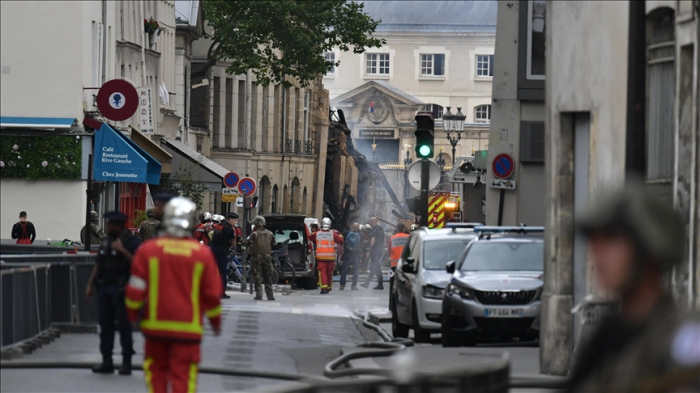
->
<box><xmin>1</xmin><ymin>255</ymin><xmax>98</xmax><ymax>348</ymax></box>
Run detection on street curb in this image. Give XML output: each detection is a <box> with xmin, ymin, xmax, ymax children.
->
<box><xmin>51</xmin><ymin>323</ymin><xmax>98</xmax><ymax>334</ymax></box>
<box><xmin>0</xmin><ymin>328</ymin><xmax>61</xmax><ymax>359</ymax></box>
<box><xmin>366</xmin><ymin>310</ymin><xmax>392</xmax><ymax>324</ymax></box>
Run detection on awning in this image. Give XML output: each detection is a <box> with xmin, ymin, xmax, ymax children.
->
<box><xmin>161</xmin><ymin>138</ymin><xmax>227</xmax><ymax>190</ymax></box>
<box><xmin>130</xmin><ymin>127</ymin><xmax>172</xmax><ymax>173</ymax></box>
<box><xmin>93</xmin><ymin>123</ymin><xmax>162</xmax><ymax>184</ymax></box>
<box><xmin>0</xmin><ymin>116</ymin><xmax>77</xmax><ymax>129</ymax></box>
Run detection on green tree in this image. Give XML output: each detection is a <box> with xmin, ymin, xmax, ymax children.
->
<box><xmin>196</xmin><ymin>0</ymin><xmax>385</xmax><ymax>86</ymax></box>
<box><xmin>160</xmin><ymin>162</ymin><xmax>208</xmax><ymax>211</ymax></box>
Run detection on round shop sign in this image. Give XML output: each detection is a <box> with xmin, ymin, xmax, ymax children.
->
<box><xmin>97</xmin><ymin>79</ymin><xmax>139</xmax><ymax>121</ymax></box>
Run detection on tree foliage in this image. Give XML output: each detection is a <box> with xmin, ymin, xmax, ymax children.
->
<box><xmin>160</xmin><ymin>162</ymin><xmax>208</xmax><ymax>211</ymax></box>
<box><xmin>201</xmin><ymin>0</ymin><xmax>385</xmax><ymax>86</ymax></box>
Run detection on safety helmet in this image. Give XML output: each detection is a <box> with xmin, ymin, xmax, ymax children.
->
<box><xmin>252</xmin><ymin>216</ymin><xmax>266</xmax><ymax>227</ymax></box>
<box><xmin>203</xmin><ymin>212</ymin><xmax>212</xmax><ymax>221</ymax></box>
<box><xmin>162</xmin><ymin>197</ymin><xmax>197</xmax><ymax>238</ymax></box>
<box><xmin>410</xmin><ymin>224</ymin><xmax>418</xmax><ymax>231</ymax></box>
<box><xmin>90</xmin><ymin>211</ymin><xmax>99</xmax><ymax>221</ymax></box>
<box><xmin>214</xmin><ymin>214</ymin><xmax>224</xmax><ymax>223</ymax></box>
<box><xmin>321</xmin><ymin>217</ymin><xmax>331</xmax><ymax>230</ymax></box>
<box><xmin>146</xmin><ymin>208</ymin><xmax>155</xmax><ymax>218</ymax></box>
<box><xmin>578</xmin><ymin>182</ymin><xmax>685</xmax><ymax>269</ymax></box>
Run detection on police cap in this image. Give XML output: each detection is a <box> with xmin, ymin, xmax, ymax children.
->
<box><xmin>152</xmin><ymin>191</ymin><xmax>176</xmax><ymax>203</ymax></box>
<box><xmin>103</xmin><ymin>211</ymin><xmax>128</xmax><ymax>225</ymax></box>
<box><xmin>227</xmin><ymin>212</ymin><xmax>239</xmax><ymax>219</ymax></box>
<box><xmin>578</xmin><ymin>183</ymin><xmax>685</xmax><ymax>267</ymax></box>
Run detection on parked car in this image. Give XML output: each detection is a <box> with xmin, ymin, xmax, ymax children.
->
<box><xmin>390</xmin><ymin>224</ymin><xmax>479</xmax><ymax>343</ymax></box>
<box><xmin>263</xmin><ymin>214</ymin><xmax>317</xmax><ymax>289</ymax></box>
<box><xmin>441</xmin><ymin>226</ymin><xmax>544</xmax><ymax>347</ymax></box>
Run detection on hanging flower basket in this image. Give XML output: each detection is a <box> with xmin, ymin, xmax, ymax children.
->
<box><xmin>144</xmin><ymin>17</ymin><xmax>160</xmax><ymax>35</ymax></box>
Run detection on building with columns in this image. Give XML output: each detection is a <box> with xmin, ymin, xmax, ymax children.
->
<box><xmin>326</xmin><ymin>1</ymin><xmax>496</xmax><ymax>168</ymax></box>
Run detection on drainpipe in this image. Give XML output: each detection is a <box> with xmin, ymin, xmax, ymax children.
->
<box><xmin>101</xmin><ymin>0</ymin><xmax>107</xmax><ymax>84</ymax></box>
<box><xmin>245</xmin><ymin>69</ymin><xmax>252</xmax><ymax>150</ymax></box>
<box><xmin>140</xmin><ymin>1</ymin><xmax>148</xmax><ymax>88</ymax></box>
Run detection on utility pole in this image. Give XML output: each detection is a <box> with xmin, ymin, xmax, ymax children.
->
<box><xmin>414</xmin><ymin>112</ymin><xmax>435</xmax><ymax>226</ymax></box>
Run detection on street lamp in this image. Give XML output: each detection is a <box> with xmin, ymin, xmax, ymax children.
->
<box><xmin>436</xmin><ymin>146</ymin><xmax>446</xmax><ymax>171</ymax></box>
<box><xmin>442</xmin><ymin>107</ymin><xmax>466</xmax><ymax>166</ymax></box>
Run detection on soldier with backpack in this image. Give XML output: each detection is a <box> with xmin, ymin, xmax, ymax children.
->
<box><xmin>340</xmin><ymin>222</ymin><xmax>362</xmax><ymax>290</ymax></box>
<box><xmin>137</xmin><ymin>209</ymin><xmax>160</xmax><ymax>241</ymax></box>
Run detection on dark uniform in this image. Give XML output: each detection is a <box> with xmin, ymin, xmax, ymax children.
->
<box><xmin>210</xmin><ymin>219</ymin><xmax>234</xmax><ymax>298</ymax></box>
<box><xmin>137</xmin><ymin>217</ymin><xmax>160</xmax><ymax>241</ymax></box>
<box><xmin>247</xmin><ymin>220</ymin><xmax>276</xmax><ymax>300</ymax></box>
<box><xmin>81</xmin><ymin>222</ymin><xmax>105</xmax><ymax>245</ymax></box>
<box><xmin>93</xmin><ymin>212</ymin><xmax>141</xmax><ymax>374</ymax></box>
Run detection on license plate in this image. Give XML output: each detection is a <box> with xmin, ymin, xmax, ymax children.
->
<box><xmin>484</xmin><ymin>308</ymin><xmax>523</xmax><ymax>318</ymax></box>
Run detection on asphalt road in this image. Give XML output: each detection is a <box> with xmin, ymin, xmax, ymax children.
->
<box><xmin>2</xmin><ymin>279</ymin><xmax>545</xmax><ymax>392</ymax></box>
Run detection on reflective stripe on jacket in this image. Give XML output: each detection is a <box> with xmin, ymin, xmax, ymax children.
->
<box><xmin>315</xmin><ymin>230</ymin><xmax>336</xmax><ymax>261</ymax></box>
<box><xmin>125</xmin><ymin>237</ymin><xmax>222</xmax><ymax>341</ymax></box>
<box><xmin>389</xmin><ymin>233</ymin><xmax>409</xmax><ymax>267</ymax></box>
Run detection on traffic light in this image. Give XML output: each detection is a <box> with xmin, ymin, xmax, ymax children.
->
<box><xmin>414</xmin><ymin>112</ymin><xmax>434</xmax><ymax>158</ymax></box>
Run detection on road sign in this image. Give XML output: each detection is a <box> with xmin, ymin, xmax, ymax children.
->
<box><xmin>97</xmin><ymin>79</ymin><xmax>139</xmax><ymax>121</ymax></box>
<box><xmin>490</xmin><ymin>178</ymin><xmax>517</xmax><ymax>190</ymax></box>
<box><xmin>222</xmin><ymin>194</ymin><xmax>237</xmax><ymax>202</ymax></box>
<box><xmin>222</xmin><ymin>187</ymin><xmax>239</xmax><ymax>195</ymax></box>
<box><xmin>224</xmin><ymin>172</ymin><xmax>240</xmax><ymax>188</ymax></box>
<box><xmin>492</xmin><ymin>153</ymin><xmax>515</xmax><ymax>179</ymax></box>
<box><xmin>407</xmin><ymin>160</ymin><xmax>441</xmax><ymax>191</ymax></box>
<box><xmin>236</xmin><ymin>197</ymin><xmax>243</xmax><ymax>207</ymax></box>
<box><xmin>237</xmin><ymin>177</ymin><xmax>257</xmax><ymax>196</ymax></box>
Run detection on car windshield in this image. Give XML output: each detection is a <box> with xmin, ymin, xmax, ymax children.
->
<box><xmin>423</xmin><ymin>238</ymin><xmax>475</xmax><ymax>270</ymax></box>
<box><xmin>271</xmin><ymin>229</ymin><xmax>305</xmax><ymax>244</ymax></box>
<box><xmin>460</xmin><ymin>242</ymin><xmax>543</xmax><ymax>271</ymax></box>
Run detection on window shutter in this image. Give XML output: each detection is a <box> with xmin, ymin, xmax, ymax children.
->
<box><xmin>520</xmin><ymin>121</ymin><xmax>545</xmax><ymax>162</ymax></box>
<box><xmin>435</xmin><ymin>54</ymin><xmax>445</xmax><ymax>76</ymax></box>
<box><xmin>489</xmin><ymin>55</ymin><xmax>494</xmax><ymax>76</ymax></box>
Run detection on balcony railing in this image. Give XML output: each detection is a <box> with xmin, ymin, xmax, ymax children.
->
<box><xmin>281</xmin><ymin>139</ymin><xmax>314</xmax><ymax>156</ymax></box>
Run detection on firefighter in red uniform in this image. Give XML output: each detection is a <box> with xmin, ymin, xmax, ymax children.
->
<box><xmin>193</xmin><ymin>212</ymin><xmax>211</xmax><ymax>245</ymax></box>
<box><xmin>308</xmin><ymin>217</ymin><xmax>343</xmax><ymax>294</ymax></box>
<box><xmin>125</xmin><ymin>197</ymin><xmax>222</xmax><ymax>393</ymax></box>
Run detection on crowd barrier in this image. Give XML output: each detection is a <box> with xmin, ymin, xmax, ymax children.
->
<box><xmin>1</xmin><ymin>254</ymin><xmax>97</xmax><ymax>348</ymax></box>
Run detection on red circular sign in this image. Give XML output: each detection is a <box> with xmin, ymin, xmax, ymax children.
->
<box><xmin>224</xmin><ymin>172</ymin><xmax>240</xmax><ymax>188</ymax></box>
<box><xmin>97</xmin><ymin>79</ymin><xmax>139</xmax><ymax>121</ymax></box>
<box><xmin>237</xmin><ymin>177</ymin><xmax>257</xmax><ymax>196</ymax></box>
<box><xmin>492</xmin><ymin>153</ymin><xmax>515</xmax><ymax>179</ymax></box>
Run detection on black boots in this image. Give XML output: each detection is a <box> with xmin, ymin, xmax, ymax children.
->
<box><xmin>119</xmin><ymin>356</ymin><xmax>132</xmax><ymax>375</ymax></box>
<box><xmin>92</xmin><ymin>355</ymin><xmax>114</xmax><ymax>374</ymax></box>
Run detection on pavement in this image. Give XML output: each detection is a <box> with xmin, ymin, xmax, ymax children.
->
<box><xmin>1</xmin><ymin>278</ymin><xmax>558</xmax><ymax>393</ymax></box>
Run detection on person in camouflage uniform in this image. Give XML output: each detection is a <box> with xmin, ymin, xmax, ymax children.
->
<box><xmin>357</xmin><ymin>224</ymin><xmax>372</xmax><ymax>273</ymax></box>
<box><xmin>137</xmin><ymin>209</ymin><xmax>160</xmax><ymax>241</ymax></box>
<box><xmin>567</xmin><ymin>184</ymin><xmax>700</xmax><ymax>393</ymax></box>
<box><xmin>81</xmin><ymin>211</ymin><xmax>105</xmax><ymax>245</ymax></box>
<box><xmin>247</xmin><ymin>216</ymin><xmax>276</xmax><ymax>301</ymax></box>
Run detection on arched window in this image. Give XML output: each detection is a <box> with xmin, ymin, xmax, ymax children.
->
<box><xmin>291</xmin><ymin>177</ymin><xmax>301</xmax><ymax>214</ymax></box>
<box><xmin>474</xmin><ymin>105</ymin><xmax>491</xmax><ymax>123</ymax></box>
<box><xmin>259</xmin><ymin>176</ymin><xmax>271</xmax><ymax>214</ymax></box>
<box><xmin>302</xmin><ymin>187</ymin><xmax>308</xmax><ymax>215</ymax></box>
<box><xmin>271</xmin><ymin>185</ymin><xmax>279</xmax><ymax>213</ymax></box>
<box><xmin>282</xmin><ymin>185</ymin><xmax>289</xmax><ymax>213</ymax></box>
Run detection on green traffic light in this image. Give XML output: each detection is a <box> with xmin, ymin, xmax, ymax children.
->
<box><xmin>418</xmin><ymin>144</ymin><xmax>432</xmax><ymax>157</ymax></box>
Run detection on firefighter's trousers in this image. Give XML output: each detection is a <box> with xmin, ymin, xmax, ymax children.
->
<box><xmin>143</xmin><ymin>339</ymin><xmax>201</xmax><ymax>393</ymax></box>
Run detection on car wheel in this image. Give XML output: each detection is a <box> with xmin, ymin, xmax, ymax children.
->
<box><xmin>441</xmin><ymin>312</ymin><xmax>461</xmax><ymax>347</ymax></box>
<box><xmin>412</xmin><ymin>303</ymin><xmax>431</xmax><ymax>343</ymax></box>
<box><xmin>391</xmin><ymin>298</ymin><xmax>409</xmax><ymax>338</ymax></box>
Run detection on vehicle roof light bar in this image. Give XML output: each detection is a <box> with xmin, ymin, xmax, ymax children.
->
<box><xmin>446</xmin><ymin>222</ymin><xmax>484</xmax><ymax>232</ymax></box>
<box><xmin>473</xmin><ymin>226</ymin><xmax>545</xmax><ymax>234</ymax></box>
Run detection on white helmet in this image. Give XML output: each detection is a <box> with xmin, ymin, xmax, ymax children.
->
<box><xmin>163</xmin><ymin>197</ymin><xmax>197</xmax><ymax>238</ymax></box>
<box><xmin>212</xmin><ymin>214</ymin><xmax>222</xmax><ymax>223</ymax></box>
<box><xmin>203</xmin><ymin>212</ymin><xmax>212</xmax><ymax>221</ymax></box>
<box><xmin>321</xmin><ymin>217</ymin><xmax>331</xmax><ymax>230</ymax></box>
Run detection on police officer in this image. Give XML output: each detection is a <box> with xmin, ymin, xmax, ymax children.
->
<box><xmin>247</xmin><ymin>216</ymin><xmax>277</xmax><ymax>301</ymax></box>
<box><xmin>151</xmin><ymin>191</ymin><xmax>175</xmax><ymax>236</ymax></box>
<box><xmin>85</xmin><ymin>211</ymin><xmax>142</xmax><ymax>375</ymax></box>
<box><xmin>80</xmin><ymin>211</ymin><xmax>105</xmax><ymax>245</ymax></box>
<box><xmin>567</xmin><ymin>184</ymin><xmax>700</xmax><ymax>392</ymax></box>
<box><xmin>137</xmin><ymin>209</ymin><xmax>160</xmax><ymax>241</ymax></box>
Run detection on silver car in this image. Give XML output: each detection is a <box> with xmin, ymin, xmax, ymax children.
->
<box><xmin>441</xmin><ymin>227</ymin><xmax>544</xmax><ymax>347</ymax></box>
<box><xmin>390</xmin><ymin>225</ymin><xmax>478</xmax><ymax>343</ymax></box>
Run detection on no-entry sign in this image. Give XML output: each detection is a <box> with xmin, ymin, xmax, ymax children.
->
<box><xmin>492</xmin><ymin>153</ymin><xmax>515</xmax><ymax>179</ymax></box>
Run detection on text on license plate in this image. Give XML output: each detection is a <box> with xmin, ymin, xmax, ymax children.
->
<box><xmin>484</xmin><ymin>308</ymin><xmax>523</xmax><ymax>318</ymax></box>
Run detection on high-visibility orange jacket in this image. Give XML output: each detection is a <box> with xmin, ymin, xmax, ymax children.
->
<box><xmin>125</xmin><ymin>236</ymin><xmax>222</xmax><ymax>342</ymax></box>
<box><xmin>388</xmin><ymin>233</ymin><xmax>410</xmax><ymax>267</ymax></box>
<box><xmin>309</xmin><ymin>230</ymin><xmax>343</xmax><ymax>262</ymax></box>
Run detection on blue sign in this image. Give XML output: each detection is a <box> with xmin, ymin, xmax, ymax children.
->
<box><xmin>93</xmin><ymin>123</ymin><xmax>161</xmax><ymax>184</ymax></box>
<box><xmin>224</xmin><ymin>172</ymin><xmax>240</xmax><ymax>188</ymax></box>
<box><xmin>237</xmin><ymin>177</ymin><xmax>257</xmax><ymax>196</ymax></box>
